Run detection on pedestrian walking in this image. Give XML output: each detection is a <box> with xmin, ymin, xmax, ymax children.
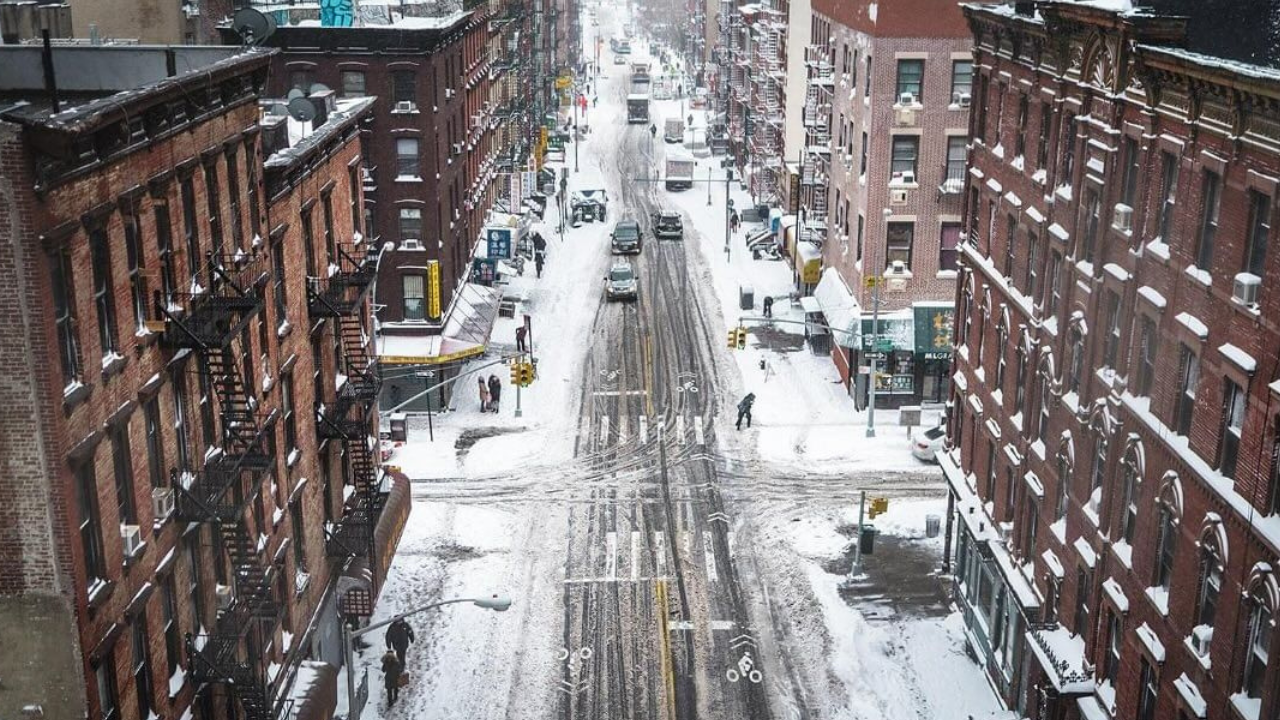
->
<box><xmin>478</xmin><ymin>376</ymin><xmax>491</xmax><ymax>412</ymax></box>
<box><xmin>763</xmin><ymin>295</ymin><xmax>774</xmax><ymax>318</ymax></box>
<box><xmin>535</xmin><ymin>250</ymin><xmax>546</xmax><ymax>278</ymax></box>
<box><xmin>488</xmin><ymin>374</ymin><xmax>502</xmax><ymax>413</ymax></box>
<box><xmin>516</xmin><ymin>325</ymin><xmax>528</xmax><ymax>353</ymax></box>
<box><xmin>729</xmin><ymin>210</ymin><xmax>741</xmax><ymax>235</ymax></box>
<box><xmin>385</xmin><ymin>618</ymin><xmax>416</xmax><ymax>666</ymax></box>
<box><xmin>735</xmin><ymin>392</ymin><xmax>756</xmax><ymax>430</ymax></box>
<box><xmin>382</xmin><ymin>650</ymin><xmax>403</xmax><ymax>707</ymax></box>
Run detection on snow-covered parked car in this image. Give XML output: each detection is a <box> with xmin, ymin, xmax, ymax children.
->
<box><xmin>911</xmin><ymin>425</ymin><xmax>946</xmax><ymax>463</ymax></box>
<box><xmin>571</xmin><ymin>189</ymin><xmax>608</xmax><ymax>224</ymax></box>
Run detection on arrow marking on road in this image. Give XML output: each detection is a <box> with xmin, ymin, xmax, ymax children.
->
<box><xmin>704</xmin><ymin>541</ymin><xmax>719</xmax><ymax>583</ymax></box>
<box><xmin>631</xmin><ymin>530</ymin><xmax>641</xmax><ymax>581</ymax></box>
<box><xmin>708</xmin><ymin>511</ymin><xmax>729</xmax><ymax>524</ymax></box>
<box><xmin>670</xmin><ymin>620</ymin><xmax>695</xmax><ymax>631</ymax></box>
<box><xmin>654</xmin><ymin>533</ymin><xmax>667</xmax><ymax>575</ymax></box>
<box><xmin>729</xmin><ymin>634</ymin><xmax>757</xmax><ymax>650</ymax></box>
<box><xmin>618</xmin><ymin>415</ymin><xmax>628</xmax><ymax>443</ymax></box>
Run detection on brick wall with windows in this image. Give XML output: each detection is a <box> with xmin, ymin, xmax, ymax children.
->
<box><xmin>944</xmin><ymin>4</ymin><xmax>1280</xmax><ymax>719</ymax></box>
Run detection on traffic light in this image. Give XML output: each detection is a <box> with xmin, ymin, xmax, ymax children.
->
<box><xmin>727</xmin><ymin>328</ymin><xmax>738</xmax><ymax>349</ymax></box>
<box><xmin>510</xmin><ymin>361</ymin><xmax>521</xmax><ymax>385</ymax></box>
<box><xmin>735</xmin><ymin>327</ymin><xmax>747</xmax><ymax>349</ymax></box>
<box><xmin>518</xmin><ymin>362</ymin><xmax>535</xmax><ymax>386</ymax></box>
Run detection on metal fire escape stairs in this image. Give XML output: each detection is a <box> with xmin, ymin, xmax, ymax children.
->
<box><xmin>160</xmin><ymin>253</ymin><xmax>278</xmax><ymax>720</ymax></box>
<box><xmin>801</xmin><ymin>45</ymin><xmax>834</xmax><ymax>245</ymax></box>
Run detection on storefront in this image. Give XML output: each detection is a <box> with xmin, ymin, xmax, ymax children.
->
<box><xmin>855</xmin><ymin>302</ymin><xmax>956</xmax><ymax>408</ymax></box>
<box><xmin>914</xmin><ymin>303</ymin><xmax>954</xmax><ymax>404</ymax></box>
<box><xmin>812</xmin><ymin>268</ymin><xmax>861</xmax><ymax>388</ymax></box>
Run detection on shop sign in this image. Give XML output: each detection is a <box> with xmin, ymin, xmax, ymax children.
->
<box><xmin>914</xmin><ymin>305</ymin><xmax>955</xmax><ymax>358</ymax></box>
<box><xmin>471</xmin><ymin>257</ymin><xmax>497</xmax><ymax>285</ymax></box>
<box><xmin>426</xmin><ymin>260</ymin><xmax>442</xmax><ymax>321</ymax></box>
<box><xmin>861</xmin><ymin>316</ymin><xmax>914</xmax><ymax>351</ymax></box>
<box><xmin>486</xmin><ymin>227</ymin><xmax>513</xmax><ymax>259</ymax></box>
<box><xmin>801</xmin><ymin>256</ymin><xmax>822</xmax><ymax>285</ymax></box>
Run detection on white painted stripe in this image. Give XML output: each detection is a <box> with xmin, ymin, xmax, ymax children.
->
<box><xmin>630</xmin><ymin>531</ymin><xmax>641</xmax><ymax>581</ymax></box>
<box><xmin>563</xmin><ymin>576</ymin><xmax>672</xmax><ymax>584</ymax></box>
<box><xmin>681</xmin><ymin>531</ymin><xmax>692</xmax><ymax>558</ymax></box>
<box><xmin>605</xmin><ymin>531</ymin><xmax>617</xmax><ymax>579</ymax></box>
<box><xmin>599</xmin><ymin>416</ymin><xmax>610</xmax><ymax>445</ymax></box>
<box><xmin>670</xmin><ymin>620</ymin><xmax>695</xmax><ymax>631</ymax></box>
<box><xmin>654</xmin><ymin>533</ymin><xmax>667</xmax><ymax>575</ymax></box>
<box><xmin>727</xmin><ymin>531</ymin><xmax>736</xmax><ymax>558</ymax></box>
<box><xmin>710</xmin><ymin>620</ymin><xmax>736</xmax><ymax>631</ymax></box>
<box><xmin>591</xmin><ymin>390</ymin><xmax>648</xmax><ymax>397</ymax></box>
<box><xmin>704</xmin><ymin>540</ymin><xmax>719</xmax><ymax>583</ymax></box>
<box><xmin>618</xmin><ymin>415</ymin><xmax>628</xmax><ymax>443</ymax></box>
<box><xmin>693</xmin><ymin>419</ymin><xmax>705</xmax><ymax>445</ymax></box>
<box><xmin>676</xmin><ymin>415</ymin><xmax>685</xmax><ymax>443</ymax></box>
<box><xmin>639</xmin><ymin>416</ymin><xmax>649</xmax><ymax>443</ymax></box>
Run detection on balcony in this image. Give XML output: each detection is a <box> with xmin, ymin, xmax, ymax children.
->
<box><xmin>306</xmin><ymin>242</ymin><xmax>376</xmax><ymax>318</ymax></box>
<box><xmin>158</xmin><ymin>254</ymin><xmax>265</xmax><ymax>350</ymax></box>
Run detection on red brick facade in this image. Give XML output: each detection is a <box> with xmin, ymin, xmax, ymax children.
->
<box><xmin>0</xmin><ymin>46</ymin><xmax>387</xmax><ymax>720</ymax></box>
<box><xmin>944</xmin><ymin>4</ymin><xmax>1280</xmax><ymax>720</ymax></box>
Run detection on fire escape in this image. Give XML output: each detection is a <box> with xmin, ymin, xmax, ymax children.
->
<box><xmin>306</xmin><ymin>242</ymin><xmax>381</xmax><ymax>560</ymax></box>
<box><xmin>161</xmin><ymin>253</ymin><xmax>277</xmax><ymax>720</ymax></box>
<box><xmin>749</xmin><ymin>18</ymin><xmax>784</xmax><ymax>201</ymax></box>
<box><xmin>800</xmin><ymin>44</ymin><xmax>833</xmax><ymax>246</ymax></box>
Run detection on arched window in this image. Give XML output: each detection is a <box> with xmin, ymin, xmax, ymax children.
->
<box><xmin>1194</xmin><ymin>518</ymin><xmax>1228</xmax><ymax>633</ymax></box>
<box><xmin>1037</xmin><ymin>351</ymin><xmax>1057</xmax><ymax>442</ymax></box>
<box><xmin>1151</xmin><ymin>472</ymin><xmax>1184</xmax><ymax>604</ymax></box>
<box><xmin>1056</xmin><ymin>437</ymin><xmax>1074</xmax><ymax>522</ymax></box>
<box><xmin>1015</xmin><ymin>330</ymin><xmax>1031</xmax><ymax>419</ymax></box>
<box><xmin>1119</xmin><ymin>438</ymin><xmax>1145</xmax><ymax>545</ymax></box>
<box><xmin>1068</xmin><ymin>327</ymin><xmax>1086</xmax><ymax>394</ymax></box>
<box><xmin>1241</xmin><ymin>567</ymin><xmax>1278</xmax><ymax>700</ymax></box>
<box><xmin>995</xmin><ymin>315</ymin><xmax>1009</xmax><ymax>394</ymax></box>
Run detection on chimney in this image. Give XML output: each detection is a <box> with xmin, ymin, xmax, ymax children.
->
<box><xmin>260</xmin><ymin>115</ymin><xmax>289</xmax><ymax>157</ymax></box>
<box><xmin>308</xmin><ymin>88</ymin><xmax>336</xmax><ymax>127</ymax></box>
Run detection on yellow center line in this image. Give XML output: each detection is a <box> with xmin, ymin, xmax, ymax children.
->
<box><xmin>655</xmin><ymin>579</ymin><xmax>677</xmax><ymax>720</ymax></box>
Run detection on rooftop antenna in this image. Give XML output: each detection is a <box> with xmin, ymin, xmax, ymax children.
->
<box><xmin>287</xmin><ymin>96</ymin><xmax>318</xmax><ymax>124</ymax></box>
<box><xmin>231</xmin><ymin>7</ymin><xmax>276</xmax><ymax>46</ymax></box>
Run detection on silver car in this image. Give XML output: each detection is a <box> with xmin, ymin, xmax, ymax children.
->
<box><xmin>605</xmin><ymin>262</ymin><xmax>638</xmax><ymax>301</ymax></box>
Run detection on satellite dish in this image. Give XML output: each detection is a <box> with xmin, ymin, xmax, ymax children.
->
<box><xmin>232</xmin><ymin>8</ymin><xmax>275</xmax><ymax>45</ymax></box>
<box><xmin>309</xmin><ymin>83</ymin><xmax>331</xmax><ymax>96</ymax></box>
<box><xmin>287</xmin><ymin>88</ymin><xmax>307</xmax><ymax>101</ymax></box>
<box><xmin>287</xmin><ymin>97</ymin><xmax>317</xmax><ymax>123</ymax></box>
<box><xmin>270</xmin><ymin>103</ymin><xmax>288</xmax><ymax>117</ymax></box>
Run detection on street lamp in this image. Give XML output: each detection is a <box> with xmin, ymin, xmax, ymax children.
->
<box><xmin>343</xmin><ymin>594</ymin><xmax>513</xmax><ymax>719</ymax></box>
<box><xmin>866</xmin><ymin>208</ymin><xmax>893</xmax><ymax>438</ymax></box>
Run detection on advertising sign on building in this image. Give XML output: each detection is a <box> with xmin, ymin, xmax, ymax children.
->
<box><xmin>486</xmin><ymin>227</ymin><xmax>513</xmax><ymax>259</ymax></box>
<box><xmin>471</xmin><ymin>257</ymin><xmax>497</xmax><ymax>286</ymax></box>
<box><xmin>426</xmin><ymin>260</ymin><xmax>442</xmax><ymax>321</ymax></box>
<box><xmin>913</xmin><ymin>305</ymin><xmax>955</xmax><ymax>360</ymax></box>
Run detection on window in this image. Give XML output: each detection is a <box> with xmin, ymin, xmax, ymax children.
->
<box><xmin>399</xmin><ymin>208</ymin><xmax>423</xmax><ymax>241</ymax></box>
<box><xmin>196</xmin><ymin>359</ymin><xmax>215</xmax><ymax>450</ymax></box>
<box><xmin>1242</xmin><ymin>598</ymin><xmax>1272</xmax><ymax>698</ymax></box>
<box><xmin>122</xmin><ymin>206</ymin><xmax>147</xmax><ymax>329</ymax></box>
<box><xmin>1271</xmin><ymin>430</ymin><xmax>1280</xmax><ymax>515</ymax></box>
<box><xmin>1026</xmin><ymin>231</ymin><xmax>1040</xmax><ymax>299</ymax></box>
<box><xmin>154</xmin><ymin>204</ymin><xmax>177</xmax><ymax>308</ymax></box>
<box><xmin>995</xmin><ymin>324</ymin><xmax>1008</xmax><ymax>392</ymax></box>
<box><xmin>940</xmin><ymin>224</ymin><xmax>961</xmax><ymax>272</ymax></box>
<box><xmin>1068</xmin><ymin>330</ymin><xmax>1084</xmax><ymax>394</ymax></box>
<box><xmin>132</xmin><ymin>613</ymin><xmax>154</xmax><ymax>719</ymax></box>
<box><xmin>1173</xmin><ymin>345</ymin><xmax>1198</xmax><ymax>435</ymax></box>
<box><xmin>1048</xmin><ymin>251</ymin><xmax>1063</xmax><ymax>316</ymax></box>
<box><xmin>245</xmin><ymin>139</ymin><xmax>261</xmax><ymax>240</ymax></box>
<box><xmin>1158</xmin><ymin>152</ymin><xmax>1179</xmax><ymax>240</ymax></box>
<box><xmin>322</xmin><ymin>193</ymin><xmax>336</xmax><ymax>268</ymax></box>
<box><xmin>951</xmin><ymin>60</ymin><xmax>973</xmax><ymax>98</ymax></box>
<box><xmin>1088</xmin><ymin>435</ymin><xmax>1107</xmax><ymax>515</ymax></box>
<box><xmin>403</xmin><ymin>275</ymin><xmax>426</xmax><ymax>321</ymax></box>
<box><xmin>1082</xmin><ymin>189</ymin><xmax>1101</xmax><ymax>264</ymax></box>
<box><xmin>180</xmin><ymin>176</ymin><xmax>200</xmax><ymax>276</ymax></box>
<box><xmin>51</xmin><ymin>248</ymin><xmax>80</xmax><ymax>385</ymax></box>
<box><xmin>281</xmin><ymin>372</ymin><xmax>297</xmax><ymax>453</ymax></box>
<box><xmin>1014</xmin><ymin>95</ymin><xmax>1028</xmax><ymax>158</ymax></box>
<box><xmin>89</xmin><ymin>227</ymin><xmax>119</xmax><ymax>357</ymax></box>
<box><xmin>895</xmin><ymin>59</ymin><xmax>923</xmax><ymax>101</ymax></box>
<box><xmin>143</xmin><ymin>398</ymin><xmax>164</xmax><ymax>489</ymax></box>
<box><xmin>95</xmin><ymin>658</ymin><xmax>119</xmax><ymax>720</ymax></box>
<box><xmin>341</xmin><ymin>70</ymin><xmax>366</xmax><ymax>97</ymax></box>
<box><xmin>1196</xmin><ymin>552</ymin><xmax>1222</xmax><ymax>629</ymax></box>
<box><xmin>290</xmin><ymin>498</ymin><xmax>307</xmax><ymax>569</ymax></box>
<box><xmin>945</xmin><ymin>136</ymin><xmax>967</xmax><ymax>187</ymax></box>
<box><xmin>1037</xmin><ymin>107</ymin><xmax>1051</xmax><ymax>172</ymax></box>
<box><xmin>1022</xmin><ymin>494</ymin><xmax>1038</xmax><ymax>558</ymax></box>
<box><xmin>1197</xmin><ymin>171</ymin><xmax>1221</xmax><ymax>271</ymax></box>
<box><xmin>1137</xmin><ymin>659</ymin><xmax>1158</xmax><ymax>720</ymax></box>
<box><xmin>1120</xmin><ymin>462</ymin><xmax>1139</xmax><ymax>544</ymax></box>
<box><xmin>396</xmin><ymin>138</ymin><xmax>421</xmax><ymax>179</ymax></box>
<box><xmin>1153</xmin><ymin>506</ymin><xmax>1176</xmax><ymax>591</ymax></box>
<box><xmin>864</xmin><ymin>54</ymin><xmax>872</xmax><ymax>97</ymax></box>
<box><xmin>1219</xmin><ymin>380</ymin><xmax>1245</xmax><ymax>479</ymax></box>
<box><xmin>856</xmin><ymin>215</ymin><xmax>864</xmax><ymax>262</ymax></box>
<box><xmin>349</xmin><ymin>164</ymin><xmax>362</xmax><ymax>235</ymax></box>
<box><xmin>111</xmin><ymin>423</ymin><xmax>137</xmax><ymax>526</ymax></box>
<box><xmin>1060</xmin><ymin>115</ymin><xmax>1076</xmax><ymax>185</ymax></box>
<box><xmin>985</xmin><ymin>440</ymin><xmax>997</xmax><ymax>501</ymax></box>
<box><xmin>1104</xmin><ymin>612</ymin><xmax>1122</xmax><ymax>681</ymax></box>
<box><xmin>171</xmin><ymin>371</ymin><xmax>190</xmax><ymax>471</ymax></box>
<box><xmin>1015</xmin><ymin>345</ymin><xmax>1027</xmax><ymax>416</ymax></box>
<box><xmin>185</xmin><ymin>531</ymin><xmax>204</xmax><ymax>631</ymax></box>
<box><xmin>272</xmin><ymin>237</ymin><xmax>287</xmax><ymax>327</ymax></box>
<box><xmin>975</xmin><ymin>75</ymin><xmax>988</xmax><ymax>141</ymax></box>
<box><xmin>1245</xmin><ymin>190</ymin><xmax>1271</xmax><ymax>277</ymax></box>
<box><xmin>1102</xmin><ymin>291</ymin><xmax>1121</xmax><ymax>368</ymax></box>
<box><xmin>204</xmin><ymin>162</ymin><xmax>223</xmax><ymax>257</ymax></box>
<box><xmin>1004</xmin><ymin>215</ymin><xmax>1016</xmax><ymax>277</ymax></box>
<box><xmin>162</xmin><ymin>580</ymin><xmax>181</xmax><ymax>676</ymax></box>
<box><xmin>1039</xmin><ymin>374</ymin><xmax>1052</xmax><ymax>441</ymax></box>
<box><xmin>1136</xmin><ymin>317</ymin><xmax>1157</xmax><ymax>397</ymax></box>
<box><xmin>886</xmin><ymin>222</ymin><xmax>914</xmax><ymax>268</ymax></box>
<box><xmin>1074</xmin><ymin>567</ymin><xmax>1091</xmax><ymax>637</ymax></box>
<box><xmin>76</xmin><ymin>463</ymin><xmax>107</xmax><ymax>588</ymax></box>
<box><xmin>859</xmin><ymin>131</ymin><xmax>868</xmax><ymax>175</ymax></box>
<box><xmin>890</xmin><ymin>136</ymin><xmax>919</xmax><ymax>178</ymax></box>
<box><xmin>1121</xmin><ymin>136</ymin><xmax>1140</xmax><ymax>207</ymax></box>
<box><xmin>289</xmin><ymin>68</ymin><xmax>312</xmax><ymax>93</ymax></box>
<box><xmin>225</xmin><ymin>150</ymin><xmax>243</xmax><ymax>251</ymax></box>
<box><xmin>301</xmin><ymin>208</ymin><xmax>316</xmax><ymax>277</ymax></box>
<box><xmin>1056</xmin><ymin>455</ymin><xmax>1070</xmax><ymax>521</ymax></box>
<box><xmin>392</xmin><ymin>70</ymin><xmax>417</xmax><ymax>107</ymax></box>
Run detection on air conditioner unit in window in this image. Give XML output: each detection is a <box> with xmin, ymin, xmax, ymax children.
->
<box><xmin>890</xmin><ymin>188</ymin><xmax>909</xmax><ymax>205</ymax></box>
<box><xmin>452</xmin><ymin>142</ymin><xmax>465</xmax><ymax>155</ymax></box>
<box><xmin>894</xmin><ymin>108</ymin><xmax>917</xmax><ymax>127</ymax></box>
<box><xmin>215</xmin><ymin>584</ymin><xmax>234</xmax><ymax>610</ymax></box>
<box><xmin>1112</xmin><ymin>203</ymin><xmax>1133</xmax><ymax>233</ymax></box>
<box><xmin>151</xmin><ymin>487</ymin><xmax>175</xmax><ymax>522</ymax></box>
<box><xmin>121</xmin><ymin>524</ymin><xmax>143</xmax><ymax>556</ymax></box>
<box><xmin>898</xmin><ymin>92</ymin><xmax>916</xmax><ymax>106</ymax></box>
<box><xmin>953</xmin><ymin>92</ymin><xmax>971</xmax><ymax>107</ymax></box>
<box><xmin>395</xmin><ymin>100</ymin><xmax>415</xmax><ymax>113</ymax></box>
<box><xmin>900</xmin><ymin>170</ymin><xmax>916</xmax><ymax>185</ymax></box>
<box><xmin>1233</xmin><ymin>272</ymin><xmax>1261</xmax><ymax>308</ymax></box>
<box><xmin>1190</xmin><ymin>625</ymin><xmax>1213</xmax><ymax>657</ymax></box>
<box><xmin>400</xmin><ymin>239</ymin><xmax>423</xmax><ymax>250</ymax></box>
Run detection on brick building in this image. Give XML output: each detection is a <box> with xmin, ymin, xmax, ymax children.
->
<box><xmin>0</xmin><ymin>42</ymin><xmax>406</xmax><ymax>720</ymax></box>
<box><xmin>66</xmin><ymin>0</ymin><xmax>234</xmax><ymax>44</ymax></box>
<box><xmin>801</xmin><ymin>0</ymin><xmax>970</xmax><ymax>406</ymax></box>
<box><xmin>944</xmin><ymin>4</ymin><xmax>1280</xmax><ymax>720</ymax></box>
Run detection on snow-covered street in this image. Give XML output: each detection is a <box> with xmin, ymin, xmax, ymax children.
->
<box><xmin>355</xmin><ymin>6</ymin><xmax>1008</xmax><ymax>720</ymax></box>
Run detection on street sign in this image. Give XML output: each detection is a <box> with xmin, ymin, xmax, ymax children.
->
<box><xmin>864</xmin><ymin>276</ymin><xmax>883</xmax><ymax>288</ymax></box>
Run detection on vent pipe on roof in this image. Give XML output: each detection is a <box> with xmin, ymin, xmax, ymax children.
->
<box><xmin>88</xmin><ymin>23</ymin><xmax>99</xmax><ymax>45</ymax></box>
<box><xmin>41</xmin><ymin>30</ymin><xmax>59</xmax><ymax>114</ymax></box>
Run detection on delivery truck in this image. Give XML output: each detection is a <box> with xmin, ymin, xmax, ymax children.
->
<box><xmin>665</xmin><ymin>152</ymin><xmax>695</xmax><ymax>190</ymax></box>
<box><xmin>663</xmin><ymin>117</ymin><xmax>683</xmax><ymax>143</ymax></box>
<box><xmin>627</xmin><ymin>94</ymin><xmax>649</xmax><ymax>124</ymax></box>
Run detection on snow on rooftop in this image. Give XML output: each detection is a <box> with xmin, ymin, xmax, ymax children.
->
<box><xmin>1140</xmin><ymin>44</ymin><xmax>1280</xmax><ymax>85</ymax></box>
<box><xmin>1026</xmin><ymin>625</ymin><xmax>1095</xmax><ymax>694</ymax></box>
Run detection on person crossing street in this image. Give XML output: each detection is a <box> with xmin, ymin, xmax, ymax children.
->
<box><xmin>736</xmin><ymin>392</ymin><xmax>756</xmax><ymax>430</ymax></box>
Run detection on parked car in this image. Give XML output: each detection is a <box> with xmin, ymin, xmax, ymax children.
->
<box><xmin>614</xmin><ymin>54</ymin><xmax>627</xmax><ymax>64</ymax></box>
<box><xmin>605</xmin><ymin>261</ymin><xmax>638</xmax><ymax>301</ymax></box>
<box><xmin>571</xmin><ymin>189</ymin><xmax>608</xmax><ymax>223</ymax></box>
<box><xmin>652</xmin><ymin>212</ymin><xmax>683</xmax><ymax>239</ymax></box>
<box><xmin>610</xmin><ymin>219</ymin><xmax>642</xmax><ymax>254</ymax></box>
<box><xmin>911</xmin><ymin>424</ymin><xmax>947</xmax><ymax>463</ymax></box>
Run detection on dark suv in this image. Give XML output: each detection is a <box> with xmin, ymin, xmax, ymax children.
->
<box><xmin>611</xmin><ymin>219</ymin><xmax>642</xmax><ymax>254</ymax></box>
<box><xmin>652</xmin><ymin>212</ymin><xmax>683</xmax><ymax>240</ymax></box>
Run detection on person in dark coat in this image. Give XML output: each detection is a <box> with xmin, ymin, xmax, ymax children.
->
<box><xmin>385</xmin><ymin>618</ymin><xmax>416</xmax><ymax>666</ymax></box>
<box><xmin>382</xmin><ymin>650</ymin><xmax>403</xmax><ymax>706</ymax></box>
<box><xmin>516</xmin><ymin>325</ymin><xmax>528</xmax><ymax>353</ymax></box>
<box><xmin>762</xmin><ymin>296</ymin><xmax>774</xmax><ymax>318</ymax></box>
<box><xmin>488</xmin><ymin>374</ymin><xmax>502</xmax><ymax>412</ymax></box>
<box><xmin>535</xmin><ymin>250</ymin><xmax>546</xmax><ymax>278</ymax></box>
<box><xmin>736</xmin><ymin>392</ymin><xmax>756</xmax><ymax>430</ymax></box>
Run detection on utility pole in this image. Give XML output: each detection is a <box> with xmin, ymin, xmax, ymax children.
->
<box><xmin>866</xmin><ymin>273</ymin><xmax>880</xmax><ymax>438</ymax></box>
<box><xmin>573</xmin><ymin>95</ymin><xmax>580</xmax><ymax>173</ymax></box>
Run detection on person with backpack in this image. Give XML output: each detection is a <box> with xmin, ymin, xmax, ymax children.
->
<box><xmin>736</xmin><ymin>393</ymin><xmax>756</xmax><ymax>430</ymax></box>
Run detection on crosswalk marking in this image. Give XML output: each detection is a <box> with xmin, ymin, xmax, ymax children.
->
<box><xmin>639</xmin><ymin>416</ymin><xmax>649</xmax><ymax>444</ymax></box>
<box><xmin>675</xmin><ymin>415</ymin><xmax>685</xmax><ymax>444</ymax></box>
<box><xmin>599</xmin><ymin>416</ymin><xmax>610</xmax><ymax>445</ymax></box>
<box><xmin>654</xmin><ymin>533</ymin><xmax>667</xmax><ymax>575</ymax></box>
<box><xmin>727</xmin><ymin>531</ymin><xmax>736</xmax><ymax>558</ymax></box>
<box><xmin>618</xmin><ymin>415</ymin><xmax>628</xmax><ymax>443</ymax></box>
<box><xmin>631</xmin><ymin>530</ymin><xmax>641</xmax><ymax>581</ymax></box>
<box><xmin>657</xmin><ymin>422</ymin><xmax>666</xmax><ymax>443</ymax></box>
<box><xmin>693</xmin><ymin>420</ymin><xmax>705</xmax><ymax>446</ymax></box>
<box><xmin>681</xmin><ymin>531</ymin><xmax>692</xmax><ymax>558</ymax></box>
<box><xmin>605</xmin><ymin>531</ymin><xmax>618</xmax><ymax>579</ymax></box>
<box><xmin>704</xmin><ymin>539</ymin><xmax>719</xmax><ymax>583</ymax></box>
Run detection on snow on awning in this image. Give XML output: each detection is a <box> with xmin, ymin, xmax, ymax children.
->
<box><xmin>813</xmin><ymin>268</ymin><xmax>861</xmax><ymax>348</ymax></box>
<box><xmin>1026</xmin><ymin>625</ymin><xmax>1095</xmax><ymax>695</ymax></box>
<box><xmin>377</xmin><ymin>282</ymin><xmax>501</xmax><ymax>366</ymax></box>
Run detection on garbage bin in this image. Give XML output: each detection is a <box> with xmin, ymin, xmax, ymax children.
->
<box><xmin>739</xmin><ymin>284</ymin><xmax>754</xmax><ymax>310</ymax></box>
<box><xmin>389</xmin><ymin>412</ymin><xmax>408</xmax><ymax>442</ymax></box>
<box><xmin>859</xmin><ymin>524</ymin><xmax>876</xmax><ymax>556</ymax></box>
<box><xmin>925</xmin><ymin>514</ymin><xmax>941</xmax><ymax>539</ymax></box>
